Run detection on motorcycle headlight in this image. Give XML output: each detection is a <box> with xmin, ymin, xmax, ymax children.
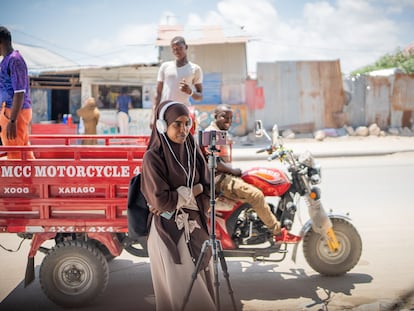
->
<box><xmin>298</xmin><ymin>150</ymin><xmax>315</xmax><ymax>167</ymax></box>
<box><xmin>309</xmin><ymin>164</ymin><xmax>322</xmax><ymax>184</ymax></box>
<box><xmin>310</xmin><ymin>173</ymin><xmax>321</xmax><ymax>184</ymax></box>
<box><xmin>298</xmin><ymin>151</ymin><xmax>321</xmax><ymax>183</ymax></box>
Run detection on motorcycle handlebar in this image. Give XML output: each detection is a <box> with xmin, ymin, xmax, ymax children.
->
<box><xmin>267</xmin><ymin>149</ymin><xmax>286</xmax><ymax>161</ymax></box>
<box><xmin>267</xmin><ymin>153</ymin><xmax>279</xmax><ymax>161</ymax></box>
<box><xmin>256</xmin><ymin>145</ymin><xmax>272</xmax><ymax>154</ymax></box>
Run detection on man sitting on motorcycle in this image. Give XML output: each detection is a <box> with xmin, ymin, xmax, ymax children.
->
<box><xmin>203</xmin><ymin>104</ymin><xmax>296</xmax><ymax>242</ymax></box>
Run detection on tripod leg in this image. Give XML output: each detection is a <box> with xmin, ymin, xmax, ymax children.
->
<box><xmin>216</xmin><ymin>240</ymin><xmax>238</xmax><ymax>311</ymax></box>
<box><xmin>212</xmin><ymin>240</ymin><xmax>221</xmax><ymax>310</ymax></box>
<box><xmin>181</xmin><ymin>240</ymin><xmax>211</xmax><ymax>311</ymax></box>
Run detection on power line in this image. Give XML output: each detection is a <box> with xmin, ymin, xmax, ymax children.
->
<box><xmin>13</xmin><ymin>28</ymin><xmax>158</xmax><ymax>65</ymax></box>
<box><xmin>13</xmin><ymin>29</ymin><xmax>96</xmax><ymax>59</ymax></box>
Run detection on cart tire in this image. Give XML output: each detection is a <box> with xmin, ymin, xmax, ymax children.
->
<box><xmin>303</xmin><ymin>217</ymin><xmax>362</xmax><ymax>276</ymax></box>
<box><xmin>90</xmin><ymin>240</ymin><xmax>116</xmax><ymax>262</ymax></box>
<box><xmin>39</xmin><ymin>240</ymin><xmax>109</xmax><ymax>308</ymax></box>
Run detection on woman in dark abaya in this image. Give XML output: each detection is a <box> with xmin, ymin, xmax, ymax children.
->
<box><xmin>140</xmin><ymin>100</ymin><xmax>215</xmax><ymax>311</ymax></box>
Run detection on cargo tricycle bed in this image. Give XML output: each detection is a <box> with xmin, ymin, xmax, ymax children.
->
<box><xmin>0</xmin><ymin>134</ymin><xmax>149</xmax><ymax>308</ymax></box>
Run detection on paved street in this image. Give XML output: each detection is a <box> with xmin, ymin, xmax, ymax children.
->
<box><xmin>232</xmin><ymin>135</ymin><xmax>414</xmax><ymax>160</ymax></box>
<box><xmin>1</xmin><ymin>134</ymin><xmax>414</xmax><ymax>311</ymax></box>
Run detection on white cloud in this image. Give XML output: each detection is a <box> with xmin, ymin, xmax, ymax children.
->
<box><xmin>83</xmin><ymin>24</ymin><xmax>158</xmax><ymax>66</ymax></box>
<box><xmin>384</xmin><ymin>0</ymin><xmax>414</xmax><ymax>10</ymax></box>
<box><xmin>208</xmin><ymin>0</ymin><xmax>406</xmax><ymax>74</ymax></box>
<box><xmin>117</xmin><ymin>24</ymin><xmax>157</xmax><ymax>45</ymax></box>
<box><xmin>77</xmin><ymin>0</ymin><xmax>411</xmax><ymax>74</ymax></box>
<box><xmin>159</xmin><ymin>11</ymin><xmax>180</xmax><ymax>25</ymax></box>
<box><xmin>217</xmin><ymin>0</ymin><xmax>280</xmax><ymax>34</ymax></box>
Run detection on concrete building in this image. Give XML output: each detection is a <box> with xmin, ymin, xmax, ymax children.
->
<box><xmin>16</xmin><ymin>28</ymin><xmax>413</xmax><ymax>137</ymax></box>
<box><xmin>24</xmin><ymin>25</ymin><xmax>252</xmax><ymax>136</ymax></box>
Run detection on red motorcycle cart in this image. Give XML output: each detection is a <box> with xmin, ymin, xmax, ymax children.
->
<box><xmin>0</xmin><ymin>135</ymin><xmax>149</xmax><ymax>308</ymax></box>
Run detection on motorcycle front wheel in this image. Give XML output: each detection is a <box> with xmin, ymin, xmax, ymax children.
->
<box><xmin>303</xmin><ymin>217</ymin><xmax>362</xmax><ymax>276</ymax></box>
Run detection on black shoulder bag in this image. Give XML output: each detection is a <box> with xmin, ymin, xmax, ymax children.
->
<box><xmin>127</xmin><ymin>173</ymin><xmax>149</xmax><ymax>239</ymax></box>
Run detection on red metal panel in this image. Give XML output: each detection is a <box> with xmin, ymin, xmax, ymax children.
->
<box><xmin>31</xmin><ymin>124</ymin><xmax>78</xmax><ymax>134</ymax></box>
<box><xmin>0</xmin><ymin>135</ymin><xmax>149</xmax><ymax>235</ymax></box>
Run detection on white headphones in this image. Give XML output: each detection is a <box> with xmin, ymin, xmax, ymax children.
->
<box><xmin>156</xmin><ymin>101</ymin><xmax>192</xmax><ymax>134</ymax></box>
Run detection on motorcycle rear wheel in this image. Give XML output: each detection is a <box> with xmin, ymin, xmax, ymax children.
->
<box><xmin>303</xmin><ymin>217</ymin><xmax>362</xmax><ymax>276</ymax></box>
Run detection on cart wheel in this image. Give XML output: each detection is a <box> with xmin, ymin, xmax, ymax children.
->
<box><xmin>39</xmin><ymin>240</ymin><xmax>109</xmax><ymax>308</ymax></box>
<box><xmin>89</xmin><ymin>240</ymin><xmax>116</xmax><ymax>262</ymax></box>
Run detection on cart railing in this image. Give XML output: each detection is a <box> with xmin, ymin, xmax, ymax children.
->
<box><xmin>0</xmin><ymin>135</ymin><xmax>150</xmax><ymax>234</ymax></box>
<box><xmin>29</xmin><ymin>134</ymin><xmax>150</xmax><ymax>146</ymax></box>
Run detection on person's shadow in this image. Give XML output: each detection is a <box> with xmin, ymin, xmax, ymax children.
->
<box><xmin>0</xmin><ymin>257</ymin><xmax>373</xmax><ymax>311</ymax></box>
<box><xmin>220</xmin><ymin>259</ymin><xmax>373</xmax><ymax>311</ymax></box>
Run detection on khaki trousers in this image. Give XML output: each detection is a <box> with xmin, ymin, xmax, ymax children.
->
<box><xmin>217</xmin><ymin>173</ymin><xmax>280</xmax><ymax>234</ymax></box>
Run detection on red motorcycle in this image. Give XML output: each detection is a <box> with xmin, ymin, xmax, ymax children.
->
<box><xmin>126</xmin><ymin>121</ymin><xmax>362</xmax><ymax>276</ymax></box>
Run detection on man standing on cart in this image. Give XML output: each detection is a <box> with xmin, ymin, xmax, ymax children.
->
<box><xmin>0</xmin><ymin>26</ymin><xmax>34</xmax><ymax>159</ymax></box>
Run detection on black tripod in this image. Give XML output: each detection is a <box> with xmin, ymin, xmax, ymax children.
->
<box><xmin>181</xmin><ymin>131</ymin><xmax>237</xmax><ymax>311</ymax></box>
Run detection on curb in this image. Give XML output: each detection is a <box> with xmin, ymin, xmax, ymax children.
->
<box><xmin>230</xmin><ymin>135</ymin><xmax>414</xmax><ymax>161</ymax></box>
<box><xmin>232</xmin><ymin>150</ymin><xmax>409</xmax><ymax>161</ymax></box>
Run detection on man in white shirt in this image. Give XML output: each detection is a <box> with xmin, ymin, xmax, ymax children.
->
<box><xmin>154</xmin><ymin>36</ymin><xmax>203</xmax><ymax>110</ymax></box>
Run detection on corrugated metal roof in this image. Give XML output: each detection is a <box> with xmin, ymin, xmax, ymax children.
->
<box><xmin>14</xmin><ymin>43</ymin><xmax>79</xmax><ymax>75</ymax></box>
<box><xmin>156</xmin><ymin>25</ymin><xmax>249</xmax><ymax>46</ymax></box>
<box><xmin>2</xmin><ymin>43</ymin><xmax>159</xmax><ymax>76</ymax></box>
<box><xmin>368</xmin><ymin>67</ymin><xmax>403</xmax><ymax>76</ymax></box>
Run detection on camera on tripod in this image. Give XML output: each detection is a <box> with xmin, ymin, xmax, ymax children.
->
<box><xmin>184</xmin><ymin>128</ymin><xmax>237</xmax><ymax>311</ymax></box>
<box><xmin>198</xmin><ymin>130</ymin><xmax>227</xmax><ymax>146</ymax></box>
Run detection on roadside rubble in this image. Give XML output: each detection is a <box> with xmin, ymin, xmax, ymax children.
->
<box><xmin>313</xmin><ymin>123</ymin><xmax>414</xmax><ymax>141</ymax></box>
<box><xmin>232</xmin><ymin>123</ymin><xmax>414</xmax><ymax>145</ymax></box>
<box><xmin>229</xmin><ymin>122</ymin><xmax>414</xmax><ymax>161</ymax></box>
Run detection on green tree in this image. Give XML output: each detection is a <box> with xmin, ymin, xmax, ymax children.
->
<box><xmin>351</xmin><ymin>48</ymin><xmax>414</xmax><ymax>75</ymax></box>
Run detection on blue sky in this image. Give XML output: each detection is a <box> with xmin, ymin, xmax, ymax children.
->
<box><xmin>1</xmin><ymin>0</ymin><xmax>413</xmax><ymax>74</ymax></box>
